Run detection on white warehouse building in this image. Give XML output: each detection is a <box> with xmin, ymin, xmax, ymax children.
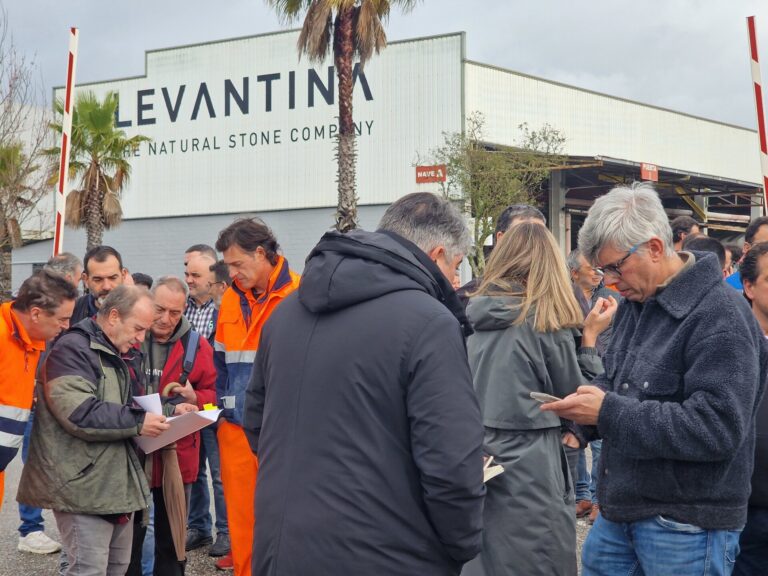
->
<box><xmin>12</xmin><ymin>30</ymin><xmax>763</xmax><ymax>290</ymax></box>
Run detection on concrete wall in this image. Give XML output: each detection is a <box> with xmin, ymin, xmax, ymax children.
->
<box><xmin>12</xmin><ymin>205</ymin><xmax>389</xmax><ymax>293</ymax></box>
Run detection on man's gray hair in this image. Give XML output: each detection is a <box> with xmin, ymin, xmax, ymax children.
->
<box><xmin>152</xmin><ymin>275</ymin><xmax>190</xmax><ymax>298</ymax></box>
<box><xmin>45</xmin><ymin>252</ymin><xmax>82</xmax><ymax>277</ymax></box>
<box><xmin>378</xmin><ymin>192</ymin><xmax>472</xmax><ymax>260</ymax></box>
<box><xmin>97</xmin><ymin>285</ymin><xmax>152</xmax><ymax>320</ymax></box>
<box><xmin>566</xmin><ymin>248</ymin><xmax>582</xmax><ymax>272</ymax></box>
<box><xmin>578</xmin><ymin>182</ymin><xmax>675</xmax><ymax>263</ymax></box>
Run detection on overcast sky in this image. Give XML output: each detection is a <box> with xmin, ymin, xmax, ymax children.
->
<box><xmin>6</xmin><ymin>0</ymin><xmax>768</xmax><ymax>129</ymax></box>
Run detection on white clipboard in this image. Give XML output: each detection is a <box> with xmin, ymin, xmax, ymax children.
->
<box><xmin>133</xmin><ymin>393</ymin><xmax>221</xmax><ymax>454</ymax></box>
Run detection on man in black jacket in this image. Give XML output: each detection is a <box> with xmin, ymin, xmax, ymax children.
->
<box><xmin>243</xmin><ymin>192</ymin><xmax>485</xmax><ymax>576</ymax></box>
<box><xmin>457</xmin><ymin>203</ymin><xmax>546</xmax><ymax>305</ymax></box>
<box><xmin>71</xmin><ymin>245</ymin><xmax>129</xmax><ymax>324</ymax></box>
<box><xmin>734</xmin><ymin>242</ymin><xmax>768</xmax><ymax>575</ymax></box>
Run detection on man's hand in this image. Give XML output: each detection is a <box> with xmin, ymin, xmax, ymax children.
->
<box><xmin>562</xmin><ymin>432</ymin><xmax>580</xmax><ymax>449</ymax></box>
<box><xmin>140</xmin><ymin>412</ymin><xmax>170</xmax><ymax>437</ymax></box>
<box><xmin>582</xmin><ymin>297</ymin><xmax>619</xmax><ymax>346</ymax></box>
<box><xmin>173</xmin><ymin>403</ymin><xmax>198</xmax><ymax>416</ymax></box>
<box><xmin>168</xmin><ymin>382</ymin><xmax>198</xmax><ymax>405</ymax></box>
<box><xmin>540</xmin><ymin>386</ymin><xmax>606</xmax><ymax>425</ymax></box>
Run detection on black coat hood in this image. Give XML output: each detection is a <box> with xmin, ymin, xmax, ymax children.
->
<box><xmin>299</xmin><ymin>229</ymin><xmax>473</xmax><ymax>336</ymax></box>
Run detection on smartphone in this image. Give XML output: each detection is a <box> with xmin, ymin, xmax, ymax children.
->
<box><xmin>530</xmin><ymin>391</ymin><xmax>562</xmax><ymax>403</ymax></box>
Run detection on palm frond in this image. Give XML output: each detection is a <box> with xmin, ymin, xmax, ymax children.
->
<box><xmin>354</xmin><ymin>1</ymin><xmax>387</xmax><ymax>66</ymax></box>
<box><xmin>64</xmin><ymin>189</ymin><xmax>85</xmax><ymax>227</ymax></box>
<box><xmin>297</xmin><ymin>0</ymin><xmax>334</xmax><ymax>62</ymax></box>
<box><xmin>266</xmin><ymin>0</ymin><xmax>314</xmax><ymax>24</ymax></box>
<box><xmin>102</xmin><ymin>187</ymin><xmax>123</xmax><ymax>229</ymax></box>
<box><xmin>112</xmin><ymin>168</ymin><xmax>125</xmax><ymax>193</ymax></box>
<box><xmin>6</xmin><ymin>218</ymin><xmax>22</xmax><ymax>249</ymax></box>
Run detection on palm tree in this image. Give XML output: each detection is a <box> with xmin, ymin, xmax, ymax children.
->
<box><xmin>46</xmin><ymin>91</ymin><xmax>149</xmax><ymax>250</ymax></box>
<box><xmin>0</xmin><ymin>143</ymin><xmax>40</xmax><ymax>299</ymax></box>
<box><xmin>267</xmin><ymin>0</ymin><xmax>420</xmax><ymax>232</ymax></box>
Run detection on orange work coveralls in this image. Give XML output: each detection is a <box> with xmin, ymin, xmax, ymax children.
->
<box><xmin>213</xmin><ymin>256</ymin><xmax>299</xmax><ymax>575</ymax></box>
<box><xmin>0</xmin><ymin>302</ymin><xmax>45</xmax><ymax>510</ymax></box>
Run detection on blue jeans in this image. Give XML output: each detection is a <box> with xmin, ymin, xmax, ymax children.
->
<box><xmin>140</xmin><ymin>499</ymin><xmax>154</xmax><ymax>576</ymax></box>
<box><xmin>733</xmin><ymin>506</ymin><xmax>768</xmax><ymax>575</ymax></box>
<box><xmin>576</xmin><ymin>440</ymin><xmax>602</xmax><ymax>504</ymax></box>
<box><xmin>187</xmin><ymin>426</ymin><xmax>228</xmax><ymax>536</ymax></box>
<box><xmin>582</xmin><ymin>513</ymin><xmax>742</xmax><ymax>576</ymax></box>
<box><xmin>18</xmin><ymin>411</ymin><xmax>44</xmax><ymax>536</ymax></box>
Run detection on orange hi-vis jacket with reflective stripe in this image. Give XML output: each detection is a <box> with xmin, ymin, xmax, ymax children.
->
<box><xmin>214</xmin><ymin>256</ymin><xmax>299</xmax><ymax>427</ymax></box>
<box><xmin>0</xmin><ymin>302</ymin><xmax>45</xmax><ymax>472</ymax></box>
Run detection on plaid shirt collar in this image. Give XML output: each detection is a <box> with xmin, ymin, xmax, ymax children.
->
<box><xmin>184</xmin><ymin>296</ymin><xmax>216</xmax><ymax>339</ymax></box>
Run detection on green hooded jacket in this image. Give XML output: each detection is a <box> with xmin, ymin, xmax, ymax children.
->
<box><xmin>17</xmin><ymin>318</ymin><xmax>150</xmax><ymax>514</ymax></box>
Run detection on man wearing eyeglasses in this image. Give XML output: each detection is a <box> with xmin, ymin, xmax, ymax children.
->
<box><xmin>543</xmin><ymin>182</ymin><xmax>767</xmax><ymax>576</ymax></box>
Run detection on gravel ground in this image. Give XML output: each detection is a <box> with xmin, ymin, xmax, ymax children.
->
<box><xmin>0</xmin><ymin>456</ymin><xmax>221</xmax><ymax>576</ymax></box>
<box><xmin>1</xmin><ymin>455</ymin><xmax>591</xmax><ymax>575</ymax></box>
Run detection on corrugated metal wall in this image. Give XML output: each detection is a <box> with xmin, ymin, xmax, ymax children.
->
<box><xmin>464</xmin><ymin>61</ymin><xmax>760</xmax><ymax>184</ymax></box>
<box><xmin>55</xmin><ymin>31</ymin><xmax>464</xmax><ymax>220</ymax></box>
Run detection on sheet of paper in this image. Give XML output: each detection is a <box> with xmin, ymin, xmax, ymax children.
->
<box><xmin>134</xmin><ymin>408</ymin><xmax>222</xmax><ymax>454</ymax></box>
<box><xmin>484</xmin><ymin>464</ymin><xmax>505</xmax><ymax>483</ymax></box>
<box><xmin>133</xmin><ymin>393</ymin><xmax>162</xmax><ymax>415</ymax></box>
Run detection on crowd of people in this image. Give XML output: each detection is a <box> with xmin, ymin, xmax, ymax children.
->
<box><xmin>0</xmin><ymin>184</ymin><xmax>767</xmax><ymax>576</ymax></box>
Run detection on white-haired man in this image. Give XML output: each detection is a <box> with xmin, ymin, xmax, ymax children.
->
<box><xmin>543</xmin><ymin>183</ymin><xmax>767</xmax><ymax>576</ymax></box>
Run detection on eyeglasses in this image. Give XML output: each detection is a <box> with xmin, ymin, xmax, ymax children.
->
<box><xmin>596</xmin><ymin>244</ymin><xmax>640</xmax><ymax>278</ymax></box>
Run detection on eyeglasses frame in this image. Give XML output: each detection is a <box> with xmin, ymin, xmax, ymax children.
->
<box><xmin>596</xmin><ymin>243</ymin><xmax>641</xmax><ymax>278</ymax></box>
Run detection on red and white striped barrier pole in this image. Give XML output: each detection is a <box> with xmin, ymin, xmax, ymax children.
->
<box><xmin>53</xmin><ymin>27</ymin><xmax>79</xmax><ymax>256</ymax></box>
<box><xmin>747</xmin><ymin>16</ymin><xmax>768</xmax><ymax>216</ymax></box>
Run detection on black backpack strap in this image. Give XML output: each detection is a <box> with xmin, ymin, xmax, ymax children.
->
<box><xmin>179</xmin><ymin>330</ymin><xmax>201</xmax><ymax>385</ymax></box>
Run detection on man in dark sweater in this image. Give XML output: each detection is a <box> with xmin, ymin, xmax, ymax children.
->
<box><xmin>544</xmin><ymin>183</ymin><xmax>767</xmax><ymax>576</ymax></box>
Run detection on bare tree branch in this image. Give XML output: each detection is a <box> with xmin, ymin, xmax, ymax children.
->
<box><xmin>424</xmin><ymin>111</ymin><xmax>566</xmax><ymax>277</ymax></box>
<box><xmin>0</xmin><ymin>3</ymin><xmax>52</xmax><ymax>299</ymax></box>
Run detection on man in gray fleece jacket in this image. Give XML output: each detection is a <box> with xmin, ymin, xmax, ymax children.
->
<box><xmin>544</xmin><ymin>183</ymin><xmax>767</xmax><ymax>576</ymax></box>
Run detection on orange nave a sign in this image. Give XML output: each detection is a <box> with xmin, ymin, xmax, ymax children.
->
<box><xmin>416</xmin><ymin>164</ymin><xmax>447</xmax><ymax>183</ymax></box>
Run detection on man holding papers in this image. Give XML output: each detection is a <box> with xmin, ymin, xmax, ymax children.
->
<box><xmin>17</xmin><ymin>286</ymin><xmax>170</xmax><ymax>575</ymax></box>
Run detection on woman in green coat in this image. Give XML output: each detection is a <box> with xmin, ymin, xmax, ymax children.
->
<box><xmin>463</xmin><ymin>222</ymin><xmax>616</xmax><ymax>576</ymax></box>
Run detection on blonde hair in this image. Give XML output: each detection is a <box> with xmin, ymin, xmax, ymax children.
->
<box><xmin>475</xmin><ymin>222</ymin><xmax>584</xmax><ymax>332</ymax></box>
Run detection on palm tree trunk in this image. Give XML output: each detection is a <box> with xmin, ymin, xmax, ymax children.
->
<box><xmin>85</xmin><ymin>175</ymin><xmax>105</xmax><ymax>251</ymax></box>
<box><xmin>333</xmin><ymin>7</ymin><xmax>358</xmax><ymax>233</ymax></box>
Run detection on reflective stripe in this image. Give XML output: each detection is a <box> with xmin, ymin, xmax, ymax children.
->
<box><xmin>214</xmin><ymin>341</ymin><xmax>226</xmax><ymax>352</ymax></box>
<box><xmin>0</xmin><ymin>430</ymin><xmax>23</xmax><ymax>450</ymax></box>
<box><xmin>0</xmin><ymin>416</ymin><xmax>27</xmax><ymax>436</ymax></box>
<box><xmin>224</xmin><ymin>350</ymin><xmax>257</xmax><ymax>364</ymax></box>
<box><xmin>0</xmin><ymin>405</ymin><xmax>30</xmax><ymax>422</ymax></box>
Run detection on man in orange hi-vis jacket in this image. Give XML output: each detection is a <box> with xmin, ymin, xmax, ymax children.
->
<box><xmin>0</xmin><ymin>270</ymin><xmax>77</xmax><ymax>509</ymax></box>
<box><xmin>213</xmin><ymin>218</ymin><xmax>299</xmax><ymax>575</ymax></box>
